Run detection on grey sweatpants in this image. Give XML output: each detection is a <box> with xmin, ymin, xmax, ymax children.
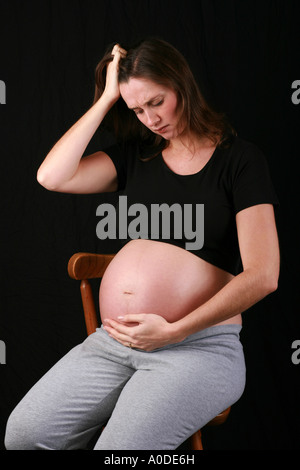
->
<box><xmin>5</xmin><ymin>324</ymin><xmax>246</xmax><ymax>450</ymax></box>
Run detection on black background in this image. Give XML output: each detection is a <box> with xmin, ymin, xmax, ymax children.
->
<box><xmin>0</xmin><ymin>0</ymin><xmax>299</xmax><ymax>450</ymax></box>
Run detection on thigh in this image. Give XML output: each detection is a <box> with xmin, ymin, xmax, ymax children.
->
<box><xmin>95</xmin><ymin>328</ymin><xmax>246</xmax><ymax>450</ymax></box>
<box><xmin>5</xmin><ymin>331</ymin><xmax>135</xmax><ymax>450</ymax></box>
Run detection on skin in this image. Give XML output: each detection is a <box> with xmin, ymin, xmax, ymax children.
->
<box><xmin>37</xmin><ymin>45</ymin><xmax>280</xmax><ymax>351</ymax></box>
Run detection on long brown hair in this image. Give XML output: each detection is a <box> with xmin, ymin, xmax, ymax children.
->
<box><xmin>94</xmin><ymin>38</ymin><xmax>235</xmax><ymax>157</ymax></box>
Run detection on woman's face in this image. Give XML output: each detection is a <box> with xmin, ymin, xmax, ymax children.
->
<box><xmin>119</xmin><ymin>78</ymin><xmax>182</xmax><ymax>140</ymax></box>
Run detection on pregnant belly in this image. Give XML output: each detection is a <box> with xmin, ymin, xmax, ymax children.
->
<box><xmin>99</xmin><ymin>239</ymin><xmax>240</xmax><ymax>324</ymax></box>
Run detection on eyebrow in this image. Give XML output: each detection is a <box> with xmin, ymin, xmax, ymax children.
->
<box><xmin>129</xmin><ymin>94</ymin><xmax>164</xmax><ymax>111</ymax></box>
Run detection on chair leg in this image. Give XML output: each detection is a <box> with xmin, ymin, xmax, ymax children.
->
<box><xmin>191</xmin><ymin>429</ymin><xmax>203</xmax><ymax>450</ymax></box>
<box><xmin>80</xmin><ymin>279</ymin><xmax>99</xmax><ymax>336</ymax></box>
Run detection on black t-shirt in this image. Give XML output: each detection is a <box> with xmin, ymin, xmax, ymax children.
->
<box><xmin>105</xmin><ymin>136</ymin><xmax>278</xmax><ymax>275</ymax></box>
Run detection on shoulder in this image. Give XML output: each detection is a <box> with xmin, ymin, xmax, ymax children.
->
<box><xmin>221</xmin><ymin>135</ymin><xmax>265</xmax><ymax>161</ymax></box>
<box><xmin>218</xmin><ymin>136</ymin><xmax>270</xmax><ymax>176</ymax></box>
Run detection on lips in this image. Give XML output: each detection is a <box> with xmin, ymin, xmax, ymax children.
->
<box><xmin>154</xmin><ymin>125</ymin><xmax>169</xmax><ymax>133</ymax></box>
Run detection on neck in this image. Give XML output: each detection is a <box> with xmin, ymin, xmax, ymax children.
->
<box><xmin>168</xmin><ymin>131</ymin><xmax>214</xmax><ymax>156</ymax></box>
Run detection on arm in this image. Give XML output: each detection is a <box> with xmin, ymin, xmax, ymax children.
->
<box><xmin>172</xmin><ymin>203</ymin><xmax>280</xmax><ymax>339</ymax></box>
<box><xmin>104</xmin><ymin>203</ymin><xmax>280</xmax><ymax>350</ymax></box>
<box><xmin>37</xmin><ymin>45</ymin><xmax>126</xmax><ymax>194</ymax></box>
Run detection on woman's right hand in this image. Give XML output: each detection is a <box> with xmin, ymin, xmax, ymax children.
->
<box><xmin>103</xmin><ymin>44</ymin><xmax>127</xmax><ymax>103</ymax></box>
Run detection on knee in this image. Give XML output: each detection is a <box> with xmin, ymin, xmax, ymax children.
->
<box><xmin>5</xmin><ymin>412</ymin><xmax>22</xmax><ymax>450</ymax></box>
<box><xmin>5</xmin><ymin>408</ymin><xmax>37</xmax><ymax>450</ymax></box>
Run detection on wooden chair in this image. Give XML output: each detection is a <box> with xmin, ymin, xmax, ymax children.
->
<box><xmin>68</xmin><ymin>252</ymin><xmax>231</xmax><ymax>450</ymax></box>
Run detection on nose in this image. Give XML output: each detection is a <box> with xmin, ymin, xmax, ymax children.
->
<box><xmin>144</xmin><ymin>109</ymin><xmax>160</xmax><ymax>128</ymax></box>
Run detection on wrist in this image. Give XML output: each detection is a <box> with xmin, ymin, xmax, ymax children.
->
<box><xmin>168</xmin><ymin>319</ymin><xmax>189</xmax><ymax>344</ymax></box>
<box><xmin>100</xmin><ymin>90</ymin><xmax>120</xmax><ymax>108</ymax></box>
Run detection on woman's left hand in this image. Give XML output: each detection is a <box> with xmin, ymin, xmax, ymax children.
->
<box><xmin>103</xmin><ymin>313</ymin><xmax>180</xmax><ymax>351</ymax></box>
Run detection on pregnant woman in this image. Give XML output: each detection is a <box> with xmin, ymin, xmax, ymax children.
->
<box><xmin>5</xmin><ymin>39</ymin><xmax>280</xmax><ymax>450</ymax></box>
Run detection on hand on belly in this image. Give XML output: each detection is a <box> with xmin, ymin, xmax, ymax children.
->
<box><xmin>103</xmin><ymin>312</ymin><xmax>181</xmax><ymax>352</ymax></box>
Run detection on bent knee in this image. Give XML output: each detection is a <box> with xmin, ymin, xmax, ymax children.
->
<box><xmin>5</xmin><ymin>414</ymin><xmax>25</xmax><ymax>450</ymax></box>
<box><xmin>5</xmin><ymin>409</ymin><xmax>43</xmax><ymax>450</ymax></box>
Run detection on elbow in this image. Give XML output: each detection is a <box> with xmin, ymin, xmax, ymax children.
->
<box><xmin>259</xmin><ymin>267</ymin><xmax>279</xmax><ymax>297</ymax></box>
<box><xmin>264</xmin><ymin>275</ymin><xmax>278</xmax><ymax>296</ymax></box>
<box><xmin>36</xmin><ymin>168</ymin><xmax>58</xmax><ymax>191</ymax></box>
<box><xmin>245</xmin><ymin>264</ymin><xmax>279</xmax><ymax>300</ymax></box>
<box><xmin>36</xmin><ymin>168</ymin><xmax>46</xmax><ymax>187</ymax></box>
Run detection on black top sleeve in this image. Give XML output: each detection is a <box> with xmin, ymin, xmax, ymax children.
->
<box><xmin>231</xmin><ymin>142</ymin><xmax>279</xmax><ymax>214</ymax></box>
<box><xmin>103</xmin><ymin>143</ymin><xmax>127</xmax><ymax>191</ymax></box>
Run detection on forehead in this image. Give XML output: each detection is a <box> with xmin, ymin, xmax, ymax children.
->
<box><xmin>119</xmin><ymin>77</ymin><xmax>168</xmax><ymax>108</ymax></box>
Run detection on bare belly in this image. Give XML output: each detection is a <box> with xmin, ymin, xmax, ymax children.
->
<box><xmin>99</xmin><ymin>240</ymin><xmax>242</xmax><ymax>326</ymax></box>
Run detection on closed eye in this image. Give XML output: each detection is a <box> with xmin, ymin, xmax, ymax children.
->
<box><xmin>153</xmin><ymin>99</ymin><xmax>164</xmax><ymax>107</ymax></box>
<box><xmin>132</xmin><ymin>99</ymin><xmax>164</xmax><ymax>116</ymax></box>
